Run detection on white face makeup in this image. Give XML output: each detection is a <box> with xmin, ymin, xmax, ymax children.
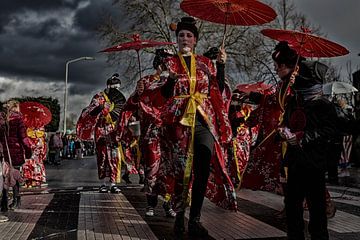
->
<box><xmin>177</xmin><ymin>30</ymin><xmax>197</xmax><ymax>54</ymax></box>
<box><xmin>108</xmin><ymin>83</ymin><xmax>121</xmax><ymax>89</ymax></box>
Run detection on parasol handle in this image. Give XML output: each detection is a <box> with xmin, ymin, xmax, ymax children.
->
<box><xmin>221</xmin><ymin>23</ymin><xmax>228</xmax><ymax>49</ymax></box>
<box><xmin>136</xmin><ymin>50</ymin><xmax>142</xmax><ymax>80</ymax></box>
<box><xmin>221</xmin><ymin>3</ymin><xmax>230</xmax><ymax>49</ymax></box>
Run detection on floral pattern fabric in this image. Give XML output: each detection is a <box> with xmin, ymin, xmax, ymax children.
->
<box><xmin>22</xmin><ymin>130</ymin><xmax>47</xmax><ymax>187</ymax></box>
<box><xmin>155</xmin><ymin>55</ymin><xmax>237</xmax><ymax>211</ymax></box>
<box><xmin>77</xmin><ymin>92</ymin><xmax>125</xmax><ymax>182</ymax></box>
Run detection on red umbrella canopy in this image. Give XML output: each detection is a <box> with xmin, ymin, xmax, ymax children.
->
<box><xmin>235</xmin><ymin>81</ymin><xmax>274</xmax><ymax>95</ymax></box>
<box><xmin>99</xmin><ymin>34</ymin><xmax>175</xmax><ymax>53</ymax></box>
<box><xmin>20</xmin><ymin>101</ymin><xmax>52</xmax><ymax>128</ymax></box>
<box><xmin>261</xmin><ymin>27</ymin><xmax>350</xmax><ymax>58</ymax></box>
<box><xmin>180</xmin><ymin>0</ymin><xmax>277</xmax><ymax>26</ymax></box>
<box><xmin>100</xmin><ymin>34</ymin><xmax>175</xmax><ymax>79</ymax></box>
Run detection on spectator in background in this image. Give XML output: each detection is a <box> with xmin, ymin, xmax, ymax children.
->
<box><xmin>74</xmin><ymin>137</ymin><xmax>83</xmax><ymax>160</ymax></box>
<box><xmin>0</xmin><ymin>121</ymin><xmax>9</xmax><ymax>222</ymax></box>
<box><xmin>62</xmin><ymin>134</ymin><xmax>68</xmax><ymax>159</ymax></box>
<box><xmin>0</xmin><ymin>100</ymin><xmax>32</xmax><ymax>211</ymax></box>
<box><xmin>68</xmin><ymin>136</ymin><xmax>75</xmax><ymax>159</ymax></box>
<box><xmin>48</xmin><ymin>132</ymin><xmax>63</xmax><ymax>165</ymax></box>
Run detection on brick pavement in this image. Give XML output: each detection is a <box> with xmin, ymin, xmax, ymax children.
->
<box><xmin>1</xmin><ymin>182</ymin><xmax>360</xmax><ymax>239</ymax></box>
<box><xmin>77</xmin><ymin>191</ymin><xmax>157</xmax><ymax>240</ymax></box>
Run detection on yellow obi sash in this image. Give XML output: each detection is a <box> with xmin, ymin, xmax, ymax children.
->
<box><xmin>27</xmin><ymin>128</ymin><xmax>45</xmax><ymax>139</ymax></box>
<box><xmin>174</xmin><ymin>52</ymin><xmax>208</xmax><ymax>208</ymax></box>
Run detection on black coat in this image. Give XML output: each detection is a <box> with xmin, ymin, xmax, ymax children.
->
<box><xmin>283</xmin><ymin>95</ymin><xmax>339</xmax><ymax>172</ymax></box>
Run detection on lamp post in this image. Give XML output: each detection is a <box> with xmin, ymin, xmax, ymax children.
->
<box><xmin>63</xmin><ymin>56</ymin><xmax>95</xmax><ymax>134</ymax></box>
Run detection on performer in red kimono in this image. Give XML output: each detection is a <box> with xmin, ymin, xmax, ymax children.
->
<box><xmin>22</xmin><ymin>126</ymin><xmax>47</xmax><ymax>188</ymax></box>
<box><xmin>241</xmin><ymin>85</ymin><xmax>283</xmax><ymax>193</ymax></box>
<box><xmin>121</xmin><ymin>49</ymin><xmax>176</xmax><ymax>218</ymax></box>
<box><xmin>156</xmin><ymin>17</ymin><xmax>236</xmax><ymax>237</ymax></box>
<box><xmin>228</xmin><ymin>91</ymin><xmax>260</xmax><ymax>188</ymax></box>
<box><xmin>77</xmin><ymin>74</ymin><xmax>125</xmax><ymax>193</ymax></box>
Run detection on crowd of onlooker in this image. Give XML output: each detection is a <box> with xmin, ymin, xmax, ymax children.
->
<box><xmin>47</xmin><ymin>132</ymin><xmax>95</xmax><ymax>165</ymax></box>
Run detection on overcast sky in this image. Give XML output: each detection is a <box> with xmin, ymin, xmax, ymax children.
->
<box><xmin>0</xmin><ymin>0</ymin><xmax>359</xmax><ymax>130</ymax></box>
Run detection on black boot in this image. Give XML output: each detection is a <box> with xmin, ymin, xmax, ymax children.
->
<box><xmin>174</xmin><ymin>211</ymin><xmax>185</xmax><ymax>234</ymax></box>
<box><xmin>163</xmin><ymin>201</ymin><xmax>176</xmax><ymax>218</ymax></box>
<box><xmin>122</xmin><ymin>173</ymin><xmax>132</xmax><ymax>184</ymax></box>
<box><xmin>1</xmin><ymin>189</ymin><xmax>8</xmax><ymax>212</ymax></box>
<box><xmin>9</xmin><ymin>182</ymin><xmax>21</xmax><ymax>210</ymax></box>
<box><xmin>188</xmin><ymin>215</ymin><xmax>208</xmax><ymax>237</ymax></box>
<box><xmin>9</xmin><ymin>196</ymin><xmax>21</xmax><ymax>210</ymax></box>
<box><xmin>139</xmin><ymin>174</ymin><xmax>145</xmax><ymax>184</ymax></box>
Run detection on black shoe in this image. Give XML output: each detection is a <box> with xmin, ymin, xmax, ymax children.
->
<box><xmin>122</xmin><ymin>174</ymin><xmax>132</xmax><ymax>184</ymax></box>
<box><xmin>188</xmin><ymin>219</ymin><xmax>208</xmax><ymax>237</ymax></box>
<box><xmin>163</xmin><ymin>201</ymin><xmax>176</xmax><ymax>218</ymax></box>
<box><xmin>99</xmin><ymin>185</ymin><xmax>108</xmax><ymax>193</ymax></box>
<box><xmin>110</xmin><ymin>185</ymin><xmax>121</xmax><ymax>194</ymax></box>
<box><xmin>174</xmin><ymin>211</ymin><xmax>185</xmax><ymax>234</ymax></box>
<box><xmin>9</xmin><ymin>197</ymin><xmax>21</xmax><ymax>210</ymax></box>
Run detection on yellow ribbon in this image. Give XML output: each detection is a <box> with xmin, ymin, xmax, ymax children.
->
<box><xmin>176</xmin><ymin>92</ymin><xmax>208</xmax><ymax>127</ymax></box>
<box><xmin>101</xmin><ymin>91</ymin><xmax>125</xmax><ymax>183</ymax></box>
<box><xmin>26</xmin><ymin>128</ymin><xmax>45</xmax><ymax>139</ymax></box>
<box><xmin>175</xmin><ymin>52</ymin><xmax>209</xmax><ymax>208</ymax></box>
<box><xmin>116</xmin><ymin>145</ymin><xmax>125</xmax><ymax>183</ymax></box>
<box><xmin>232</xmin><ymin>139</ymin><xmax>241</xmax><ymax>185</ymax></box>
<box><xmin>101</xmin><ymin>92</ymin><xmax>115</xmax><ymax>125</ymax></box>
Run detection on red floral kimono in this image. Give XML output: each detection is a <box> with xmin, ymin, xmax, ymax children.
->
<box><xmin>77</xmin><ymin>91</ymin><xmax>125</xmax><ymax>183</ymax></box>
<box><xmin>155</xmin><ymin>54</ymin><xmax>237</xmax><ymax>211</ymax></box>
<box><xmin>22</xmin><ymin>127</ymin><xmax>47</xmax><ymax>187</ymax></box>
<box><xmin>228</xmin><ymin>102</ymin><xmax>259</xmax><ymax>188</ymax></box>
<box><xmin>122</xmin><ymin>74</ymin><xmax>166</xmax><ymax>193</ymax></box>
<box><xmin>241</xmin><ymin>89</ymin><xmax>283</xmax><ymax>192</ymax></box>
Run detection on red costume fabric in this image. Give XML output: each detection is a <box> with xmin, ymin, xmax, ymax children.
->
<box><xmin>22</xmin><ymin>127</ymin><xmax>47</xmax><ymax>187</ymax></box>
<box><xmin>155</xmin><ymin>54</ymin><xmax>237</xmax><ymax>211</ymax></box>
<box><xmin>228</xmin><ymin>99</ymin><xmax>259</xmax><ymax>188</ymax></box>
<box><xmin>122</xmin><ymin>74</ymin><xmax>166</xmax><ymax>193</ymax></box>
<box><xmin>77</xmin><ymin>91</ymin><xmax>125</xmax><ymax>182</ymax></box>
<box><xmin>242</xmin><ymin>87</ymin><xmax>283</xmax><ymax>192</ymax></box>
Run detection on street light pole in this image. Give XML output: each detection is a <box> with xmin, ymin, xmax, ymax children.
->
<box><xmin>63</xmin><ymin>56</ymin><xmax>95</xmax><ymax>134</ymax></box>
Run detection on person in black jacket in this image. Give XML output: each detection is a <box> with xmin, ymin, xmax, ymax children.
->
<box><xmin>273</xmin><ymin>41</ymin><xmax>339</xmax><ymax>240</ymax></box>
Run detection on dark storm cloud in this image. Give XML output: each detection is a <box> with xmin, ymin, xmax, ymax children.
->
<box><xmin>0</xmin><ymin>0</ymin><xmax>121</xmax><ymax>96</ymax></box>
<box><xmin>0</xmin><ymin>0</ymin><xmax>82</xmax><ymax>33</ymax></box>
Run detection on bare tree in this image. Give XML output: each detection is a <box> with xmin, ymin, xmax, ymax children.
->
<box><xmin>97</xmin><ymin>0</ymin><xmax>337</xmax><ymax>91</ymax></box>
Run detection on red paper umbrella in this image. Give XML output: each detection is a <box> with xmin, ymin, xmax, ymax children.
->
<box><xmin>100</xmin><ymin>34</ymin><xmax>175</xmax><ymax>78</ymax></box>
<box><xmin>235</xmin><ymin>81</ymin><xmax>273</xmax><ymax>95</ymax></box>
<box><xmin>180</xmin><ymin>0</ymin><xmax>277</xmax><ymax>46</ymax></box>
<box><xmin>261</xmin><ymin>27</ymin><xmax>350</xmax><ymax>58</ymax></box>
<box><xmin>20</xmin><ymin>101</ymin><xmax>52</xmax><ymax>128</ymax></box>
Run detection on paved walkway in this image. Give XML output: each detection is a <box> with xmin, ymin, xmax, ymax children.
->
<box><xmin>1</xmin><ymin>184</ymin><xmax>360</xmax><ymax>240</ymax></box>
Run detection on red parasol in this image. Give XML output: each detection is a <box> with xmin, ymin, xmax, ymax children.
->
<box><xmin>235</xmin><ymin>81</ymin><xmax>274</xmax><ymax>95</ymax></box>
<box><xmin>261</xmin><ymin>27</ymin><xmax>350</xmax><ymax>58</ymax></box>
<box><xmin>20</xmin><ymin>101</ymin><xmax>52</xmax><ymax>128</ymax></box>
<box><xmin>180</xmin><ymin>0</ymin><xmax>277</xmax><ymax>46</ymax></box>
<box><xmin>100</xmin><ymin>34</ymin><xmax>175</xmax><ymax>79</ymax></box>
